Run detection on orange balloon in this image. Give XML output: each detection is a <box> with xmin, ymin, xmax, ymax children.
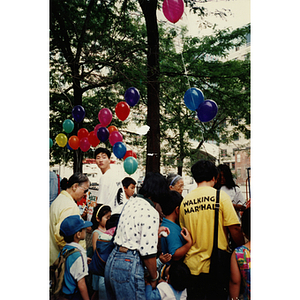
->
<box><xmin>68</xmin><ymin>135</ymin><xmax>80</xmax><ymax>150</ymax></box>
<box><xmin>108</xmin><ymin>125</ymin><xmax>118</xmax><ymax>134</ymax></box>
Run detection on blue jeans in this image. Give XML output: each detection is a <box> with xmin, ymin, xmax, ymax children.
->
<box><xmin>104</xmin><ymin>245</ymin><xmax>146</xmax><ymax>300</ymax></box>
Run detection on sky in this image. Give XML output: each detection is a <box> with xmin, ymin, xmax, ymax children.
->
<box><xmin>157</xmin><ymin>0</ymin><xmax>250</xmax><ymax>37</ymax></box>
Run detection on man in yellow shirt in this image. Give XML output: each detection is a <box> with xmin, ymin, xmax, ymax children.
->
<box><xmin>179</xmin><ymin>160</ymin><xmax>244</xmax><ymax>300</ymax></box>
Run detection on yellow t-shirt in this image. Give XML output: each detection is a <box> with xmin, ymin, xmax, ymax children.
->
<box><xmin>179</xmin><ymin>186</ymin><xmax>240</xmax><ymax>275</ymax></box>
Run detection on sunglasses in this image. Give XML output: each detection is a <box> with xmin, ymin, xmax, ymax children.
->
<box><xmin>79</xmin><ymin>186</ymin><xmax>89</xmax><ymax>193</ymax></box>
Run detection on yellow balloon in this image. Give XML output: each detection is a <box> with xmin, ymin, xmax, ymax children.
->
<box><xmin>56</xmin><ymin>133</ymin><xmax>68</xmax><ymax>147</ymax></box>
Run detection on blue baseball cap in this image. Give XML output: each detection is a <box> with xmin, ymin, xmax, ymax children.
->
<box><xmin>60</xmin><ymin>215</ymin><xmax>93</xmax><ymax>237</ymax></box>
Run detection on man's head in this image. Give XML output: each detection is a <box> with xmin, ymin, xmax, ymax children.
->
<box><xmin>191</xmin><ymin>160</ymin><xmax>218</xmax><ymax>184</ymax></box>
<box><xmin>95</xmin><ymin>147</ymin><xmax>111</xmax><ymax>173</ymax></box>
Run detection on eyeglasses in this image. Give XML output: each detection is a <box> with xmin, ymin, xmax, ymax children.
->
<box><xmin>79</xmin><ymin>186</ymin><xmax>89</xmax><ymax>193</ymax></box>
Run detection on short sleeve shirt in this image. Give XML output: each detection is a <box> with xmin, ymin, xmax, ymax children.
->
<box><xmin>160</xmin><ymin>218</ymin><xmax>186</xmax><ymax>260</ymax></box>
<box><xmin>113</xmin><ymin>196</ymin><xmax>160</xmax><ymax>257</ymax></box>
<box><xmin>179</xmin><ymin>186</ymin><xmax>240</xmax><ymax>275</ymax></box>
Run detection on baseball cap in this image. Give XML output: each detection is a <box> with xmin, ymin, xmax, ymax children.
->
<box><xmin>60</xmin><ymin>215</ymin><xmax>93</xmax><ymax>237</ymax></box>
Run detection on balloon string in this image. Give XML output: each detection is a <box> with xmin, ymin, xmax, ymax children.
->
<box><xmin>181</xmin><ymin>51</ymin><xmax>191</xmax><ymax>89</ymax></box>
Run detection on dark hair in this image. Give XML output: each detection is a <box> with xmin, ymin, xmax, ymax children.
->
<box><xmin>217</xmin><ymin>164</ymin><xmax>238</xmax><ymax>189</ymax></box>
<box><xmin>139</xmin><ymin>172</ymin><xmax>169</xmax><ymax>205</ymax></box>
<box><xmin>160</xmin><ymin>191</ymin><xmax>183</xmax><ymax>216</ymax></box>
<box><xmin>166</xmin><ymin>173</ymin><xmax>182</xmax><ymax>187</ymax></box>
<box><xmin>94</xmin><ymin>147</ymin><xmax>111</xmax><ymax>159</ymax></box>
<box><xmin>191</xmin><ymin>160</ymin><xmax>218</xmax><ymax>183</ymax></box>
<box><xmin>169</xmin><ymin>261</ymin><xmax>191</xmax><ymax>291</ymax></box>
<box><xmin>59</xmin><ymin>228</ymin><xmax>83</xmax><ymax>243</ymax></box>
<box><xmin>60</xmin><ymin>172</ymin><xmax>89</xmax><ymax>191</ymax></box>
<box><xmin>91</xmin><ymin>204</ymin><xmax>112</xmax><ymax>231</ymax></box>
<box><xmin>122</xmin><ymin>177</ymin><xmax>136</xmax><ymax>188</ymax></box>
<box><xmin>241</xmin><ymin>207</ymin><xmax>250</xmax><ymax>239</ymax></box>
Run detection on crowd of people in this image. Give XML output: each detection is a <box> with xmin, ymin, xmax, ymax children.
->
<box><xmin>49</xmin><ymin>148</ymin><xmax>251</xmax><ymax>300</ymax></box>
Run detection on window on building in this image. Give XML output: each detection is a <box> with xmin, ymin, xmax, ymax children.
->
<box><xmin>237</xmin><ymin>168</ymin><xmax>241</xmax><ymax>177</ymax></box>
<box><xmin>231</xmin><ymin>162</ymin><xmax>235</xmax><ymax>170</ymax></box>
<box><xmin>237</xmin><ymin>154</ymin><xmax>241</xmax><ymax>163</ymax></box>
<box><xmin>221</xmin><ymin>149</ymin><xmax>227</xmax><ymax>157</ymax></box>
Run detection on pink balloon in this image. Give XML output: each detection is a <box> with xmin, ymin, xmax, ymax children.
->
<box><xmin>98</xmin><ymin>108</ymin><xmax>112</xmax><ymax>127</ymax></box>
<box><xmin>162</xmin><ymin>0</ymin><xmax>184</xmax><ymax>24</ymax></box>
<box><xmin>109</xmin><ymin>131</ymin><xmax>123</xmax><ymax>146</ymax></box>
<box><xmin>94</xmin><ymin>124</ymin><xmax>102</xmax><ymax>137</ymax></box>
<box><xmin>80</xmin><ymin>137</ymin><xmax>90</xmax><ymax>152</ymax></box>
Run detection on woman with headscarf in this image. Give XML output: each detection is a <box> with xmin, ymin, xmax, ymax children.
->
<box><xmin>166</xmin><ymin>173</ymin><xmax>184</xmax><ymax>195</ymax></box>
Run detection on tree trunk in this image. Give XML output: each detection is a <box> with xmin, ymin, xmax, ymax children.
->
<box><xmin>73</xmin><ymin>70</ymin><xmax>83</xmax><ymax>173</ymax></box>
<box><xmin>139</xmin><ymin>0</ymin><xmax>160</xmax><ymax>173</ymax></box>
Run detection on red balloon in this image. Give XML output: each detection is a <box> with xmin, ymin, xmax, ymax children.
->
<box><xmin>162</xmin><ymin>0</ymin><xmax>184</xmax><ymax>24</ymax></box>
<box><xmin>78</xmin><ymin>128</ymin><xmax>89</xmax><ymax>140</ymax></box>
<box><xmin>80</xmin><ymin>137</ymin><xmax>90</xmax><ymax>152</ymax></box>
<box><xmin>68</xmin><ymin>135</ymin><xmax>80</xmax><ymax>150</ymax></box>
<box><xmin>109</xmin><ymin>131</ymin><xmax>123</xmax><ymax>146</ymax></box>
<box><xmin>115</xmin><ymin>101</ymin><xmax>130</xmax><ymax>121</ymax></box>
<box><xmin>88</xmin><ymin>131</ymin><xmax>100</xmax><ymax>147</ymax></box>
<box><xmin>108</xmin><ymin>125</ymin><xmax>118</xmax><ymax>134</ymax></box>
<box><xmin>123</xmin><ymin>150</ymin><xmax>137</xmax><ymax>160</ymax></box>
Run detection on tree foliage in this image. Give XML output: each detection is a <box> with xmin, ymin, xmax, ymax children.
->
<box><xmin>50</xmin><ymin>0</ymin><xmax>250</xmax><ymax>175</ymax></box>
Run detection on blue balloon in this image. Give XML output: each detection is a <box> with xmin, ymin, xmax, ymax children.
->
<box><xmin>72</xmin><ymin>105</ymin><xmax>86</xmax><ymax>123</ymax></box>
<box><xmin>184</xmin><ymin>88</ymin><xmax>204</xmax><ymax>111</ymax></box>
<box><xmin>97</xmin><ymin>127</ymin><xmax>109</xmax><ymax>142</ymax></box>
<box><xmin>67</xmin><ymin>142</ymin><xmax>74</xmax><ymax>151</ymax></box>
<box><xmin>113</xmin><ymin>142</ymin><xmax>127</xmax><ymax>159</ymax></box>
<box><xmin>124</xmin><ymin>87</ymin><xmax>140</xmax><ymax>107</ymax></box>
<box><xmin>196</xmin><ymin>100</ymin><xmax>218</xmax><ymax>122</ymax></box>
<box><xmin>124</xmin><ymin>157</ymin><xmax>138</xmax><ymax>175</ymax></box>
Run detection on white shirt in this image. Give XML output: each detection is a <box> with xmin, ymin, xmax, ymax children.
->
<box><xmin>114</xmin><ymin>196</ymin><xmax>159</xmax><ymax>257</ymax></box>
<box><xmin>97</xmin><ymin>168</ymin><xmax>126</xmax><ymax>214</ymax></box>
<box><xmin>157</xmin><ymin>282</ymin><xmax>187</xmax><ymax>300</ymax></box>
<box><xmin>220</xmin><ymin>186</ymin><xmax>245</xmax><ymax>206</ymax></box>
<box><xmin>67</xmin><ymin>242</ymin><xmax>89</xmax><ymax>282</ymax></box>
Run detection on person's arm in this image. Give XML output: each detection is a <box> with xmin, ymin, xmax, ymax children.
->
<box><xmin>92</xmin><ymin>231</ymin><xmax>98</xmax><ymax>252</ymax></box>
<box><xmin>145</xmin><ymin>284</ymin><xmax>162</xmax><ymax>300</ymax></box>
<box><xmin>229</xmin><ymin>252</ymin><xmax>241</xmax><ymax>299</ymax></box>
<box><xmin>172</xmin><ymin>227</ymin><xmax>193</xmax><ymax>261</ymax></box>
<box><xmin>143</xmin><ymin>256</ymin><xmax>158</xmax><ymax>289</ymax></box>
<box><xmin>227</xmin><ymin>224</ymin><xmax>244</xmax><ymax>247</ymax></box>
<box><xmin>77</xmin><ymin>277</ymin><xmax>90</xmax><ymax>300</ymax></box>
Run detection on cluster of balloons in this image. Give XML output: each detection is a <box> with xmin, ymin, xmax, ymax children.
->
<box><xmin>162</xmin><ymin>0</ymin><xmax>184</xmax><ymax>24</ymax></box>
<box><xmin>184</xmin><ymin>87</ymin><xmax>218</xmax><ymax>123</ymax></box>
<box><xmin>50</xmin><ymin>87</ymin><xmax>141</xmax><ymax>175</ymax></box>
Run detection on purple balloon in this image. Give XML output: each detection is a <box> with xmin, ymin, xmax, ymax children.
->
<box><xmin>72</xmin><ymin>105</ymin><xmax>86</xmax><ymax>123</ymax></box>
<box><xmin>124</xmin><ymin>87</ymin><xmax>140</xmax><ymax>107</ymax></box>
<box><xmin>97</xmin><ymin>127</ymin><xmax>109</xmax><ymax>142</ymax></box>
<box><xmin>197</xmin><ymin>100</ymin><xmax>218</xmax><ymax>123</ymax></box>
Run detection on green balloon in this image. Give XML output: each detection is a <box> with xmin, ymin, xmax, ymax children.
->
<box><xmin>124</xmin><ymin>157</ymin><xmax>138</xmax><ymax>175</ymax></box>
<box><xmin>63</xmin><ymin>119</ymin><xmax>74</xmax><ymax>133</ymax></box>
<box><xmin>50</xmin><ymin>138</ymin><xmax>53</xmax><ymax>148</ymax></box>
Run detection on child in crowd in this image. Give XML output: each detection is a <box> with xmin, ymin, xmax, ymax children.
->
<box><xmin>159</xmin><ymin>191</ymin><xmax>193</xmax><ymax>264</ymax></box>
<box><xmin>145</xmin><ymin>261</ymin><xmax>191</xmax><ymax>300</ymax></box>
<box><xmin>121</xmin><ymin>177</ymin><xmax>136</xmax><ymax>200</ymax></box>
<box><xmin>59</xmin><ymin>215</ymin><xmax>93</xmax><ymax>300</ymax></box>
<box><xmin>90</xmin><ymin>204</ymin><xmax>113</xmax><ymax>300</ymax></box>
<box><xmin>229</xmin><ymin>207</ymin><xmax>251</xmax><ymax>300</ymax></box>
